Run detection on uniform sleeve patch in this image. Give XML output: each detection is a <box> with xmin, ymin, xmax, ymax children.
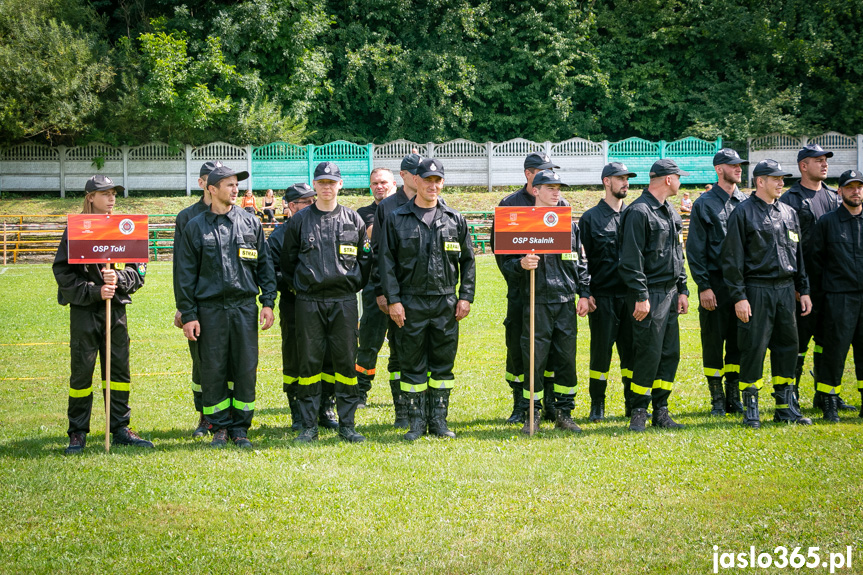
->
<box><xmin>561</xmin><ymin>252</ymin><xmax>578</xmax><ymax>261</ymax></box>
<box><xmin>788</xmin><ymin>231</ymin><xmax>799</xmax><ymax>242</ymax></box>
<box><xmin>340</xmin><ymin>245</ymin><xmax>357</xmax><ymax>256</ymax></box>
<box><xmin>239</xmin><ymin>248</ymin><xmax>258</xmax><ymax>260</ymax></box>
<box><xmin>678</xmin><ymin>233</ymin><xmax>684</xmax><ymax>244</ymax></box>
<box><xmin>114</xmin><ymin>263</ymin><xmax>126</xmax><ymax>270</ymax></box>
<box><xmin>445</xmin><ymin>242</ymin><xmax>460</xmax><ymax>252</ymax></box>
<box><xmin>137</xmin><ymin>263</ymin><xmax>147</xmax><ymax>277</ymax></box>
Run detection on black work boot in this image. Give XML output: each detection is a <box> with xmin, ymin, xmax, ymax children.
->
<box><xmin>287</xmin><ymin>392</ymin><xmax>302</xmax><ymax>432</ymax></box>
<box><xmin>652</xmin><ymin>407</ymin><xmax>685</xmax><ymax>429</ymax></box>
<box><xmin>113</xmin><ymin>427</ymin><xmax>155</xmax><ymax>448</ymax></box>
<box><xmin>506</xmin><ymin>384</ymin><xmax>526</xmax><ymax>424</ymax></box>
<box><xmin>65</xmin><ymin>432</ymin><xmax>86</xmax><ymax>455</ymax></box>
<box><xmin>520</xmin><ymin>401</ymin><xmax>542</xmax><ymax>435</ymax></box>
<box><xmin>192</xmin><ymin>413</ymin><xmax>211</xmax><ymax>438</ymax></box>
<box><xmin>741</xmin><ymin>387</ymin><xmax>761</xmax><ymax>429</ymax></box>
<box><xmin>821</xmin><ymin>394</ymin><xmax>840</xmax><ymax>423</ymax></box>
<box><xmin>773</xmin><ymin>385</ymin><xmax>812</xmax><ymax>425</ymax></box>
<box><xmin>211</xmin><ymin>428</ymin><xmax>228</xmax><ymax>448</ymax></box>
<box><xmin>708</xmin><ymin>378</ymin><xmax>726</xmax><ymax>416</ymax></box>
<box><xmin>318</xmin><ymin>394</ymin><xmax>339</xmax><ymax>430</ymax></box>
<box><xmin>725</xmin><ymin>378</ymin><xmax>744</xmax><ymax>414</ymax></box>
<box><xmin>403</xmin><ymin>392</ymin><xmax>427</xmax><ymax>441</ymax></box>
<box><xmin>555</xmin><ymin>410</ymin><xmax>582</xmax><ymax>433</ymax></box>
<box><xmin>232</xmin><ymin>435</ymin><xmax>253</xmax><ymax>449</ymax></box>
<box><xmin>813</xmin><ymin>390</ymin><xmax>824</xmax><ymax>411</ymax></box>
<box><xmin>837</xmin><ymin>395</ymin><xmax>857</xmax><ymax>411</ymax></box>
<box><xmin>588</xmin><ymin>400</ymin><xmax>605</xmax><ymax>423</ymax></box>
<box><xmin>390</xmin><ymin>379</ymin><xmax>409</xmax><ymax>429</ymax></box>
<box><xmin>338</xmin><ymin>425</ymin><xmax>366</xmax><ymax>443</ymax></box>
<box><xmin>294</xmin><ymin>426</ymin><xmax>319</xmax><ymax>443</ymax></box>
<box><xmin>629</xmin><ymin>407</ymin><xmax>648</xmax><ymax>432</ymax></box>
<box><xmin>428</xmin><ymin>388</ymin><xmax>456</xmax><ymax>438</ymax></box>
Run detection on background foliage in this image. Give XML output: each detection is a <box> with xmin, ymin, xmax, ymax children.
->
<box><xmin>1</xmin><ymin>0</ymin><xmax>861</xmax><ymax>146</ymax></box>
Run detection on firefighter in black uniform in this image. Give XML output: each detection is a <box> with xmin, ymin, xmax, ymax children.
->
<box><xmin>266</xmin><ymin>183</ymin><xmax>316</xmax><ymax>431</ymax></box>
<box><xmin>778</xmin><ymin>144</ymin><xmax>855</xmax><ymax>411</ymax></box>
<box><xmin>369</xmin><ymin>153</ymin><xmax>422</xmax><ymax>428</ymax></box>
<box><xmin>503</xmin><ymin>170</ymin><xmax>590</xmax><ymax>434</ymax></box>
<box><xmin>495</xmin><ymin>151</ymin><xmax>566</xmax><ymax>425</ymax></box>
<box><xmin>379</xmin><ymin>158</ymin><xmax>476</xmax><ymax>441</ymax></box>
<box><xmin>619</xmin><ymin>159</ymin><xmax>690</xmax><ymax>432</ymax></box>
<box><xmin>173</xmin><ymin>160</ymin><xmax>226</xmax><ymax>437</ymax></box>
<box><xmin>175</xmin><ymin>166</ymin><xmax>277</xmax><ymax>448</ymax></box>
<box><xmin>686</xmin><ymin>148</ymin><xmax>749</xmax><ymax>416</ymax></box>
<box><xmin>355</xmin><ymin>168</ymin><xmax>397</xmax><ymax>407</ymax></box>
<box><xmin>810</xmin><ymin>169</ymin><xmax>863</xmax><ymax>421</ymax></box>
<box><xmin>54</xmin><ymin>175</ymin><xmax>153</xmax><ymax>454</ymax></box>
<box><xmin>721</xmin><ymin>159</ymin><xmax>813</xmax><ymax>428</ymax></box>
<box><xmin>579</xmin><ymin>162</ymin><xmax>634</xmax><ymax>422</ymax></box>
<box><xmin>282</xmin><ymin>162</ymin><xmax>372</xmax><ymax>443</ymax></box>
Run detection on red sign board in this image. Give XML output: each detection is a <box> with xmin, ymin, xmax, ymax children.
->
<box><xmin>67</xmin><ymin>214</ymin><xmax>149</xmax><ymax>263</ymax></box>
<box><xmin>493</xmin><ymin>206</ymin><xmax>573</xmax><ymax>254</ymax></box>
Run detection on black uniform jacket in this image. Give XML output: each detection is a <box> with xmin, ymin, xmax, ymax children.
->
<box><xmin>502</xmin><ymin>220</ymin><xmax>590</xmax><ymax>304</ymax></box>
<box><xmin>579</xmin><ymin>198</ymin><xmax>626</xmax><ymax>296</ymax></box>
<box><xmin>379</xmin><ymin>198</ymin><xmax>476</xmax><ymax>304</ymax></box>
<box><xmin>686</xmin><ymin>185</ymin><xmax>748</xmax><ymax>293</ymax></box>
<box><xmin>618</xmin><ymin>189</ymin><xmax>689</xmax><ymax>301</ymax></box>
<box><xmin>175</xmin><ymin>206</ymin><xmax>277</xmax><ymax>323</ymax></box>
<box><xmin>493</xmin><ymin>185</ymin><xmax>571</xmax><ymax>296</ymax></box>
<box><xmin>53</xmin><ymin>228</ymin><xmax>145</xmax><ymax>308</ymax></box>
<box><xmin>266</xmin><ymin>221</ymin><xmax>288</xmax><ymax>290</ymax></box>
<box><xmin>357</xmin><ymin>201</ymin><xmax>377</xmax><ymax>229</ymax></box>
<box><xmin>721</xmin><ymin>193</ymin><xmax>809</xmax><ymax>303</ymax></box>
<box><xmin>173</xmin><ymin>197</ymin><xmax>209</xmax><ymax>303</ymax></box>
<box><xmin>810</xmin><ymin>204</ymin><xmax>863</xmax><ymax>294</ymax></box>
<box><xmin>780</xmin><ymin>181</ymin><xmax>840</xmax><ymax>274</ymax></box>
<box><xmin>281</xmin><ymin>204</ymin><xmax>371</xmax><ymax>302</ymax></box>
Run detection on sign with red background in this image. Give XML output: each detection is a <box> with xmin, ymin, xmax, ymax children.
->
<box><xmin>67</xmin><ymin>214</ymin><xmax>149</xmax><ymax>263</ymax></box>
<box><xmin>493</xmin><ymin>206</ymin><xmax>572</xmax><ymax>254</ymax></box>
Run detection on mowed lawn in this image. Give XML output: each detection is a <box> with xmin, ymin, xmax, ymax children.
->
<box><xmin>1</xmin><ymin>256</ymin><xmax>862</xmax><ymax>575</ymax></box>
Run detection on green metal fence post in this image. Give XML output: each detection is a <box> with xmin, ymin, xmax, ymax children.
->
<box><xmin>307</xmin><ymin>144</ymin><xmax>315</xmax><ymax>184</ymax></box>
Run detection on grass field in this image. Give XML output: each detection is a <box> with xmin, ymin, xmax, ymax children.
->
<box><xmin>1</xmin><ymin>256</ymin><xmax>862</xmax><ymax>574</ymax></box>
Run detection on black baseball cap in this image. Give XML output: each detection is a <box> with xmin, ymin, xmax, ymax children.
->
<box><xmin>532</xmin><ymin>169</ymin><xmax>568</xmax><ymax>187</ymax></box>
<box><xmin>601</xmin><ymin>162</ymin><xmax>637</xmax><ymax>179</ymax></box>
<box><xmin>713</xmin><ymin>148</ymin><xmax>749</xmax><ymax>166</ymax></box>
<box><xmin>314</xmin><ymin>161</ymin><xmax>342</xmax><ymax>181</ymax></box>
<box><xmin>284</xmin><ymin>183</ymin><xmax>316</xmax><ymax>203</ymax></box>
<box><xmin>416</xmin><ymin>158</ymin><xmax>445</xmax><ymax>178</ymax></box>
<box><xmin>207</xmin><ymin>166</ymin><xmax>249</xmax><ymax>187</ymax></box>
<box><xmin>199</xmin><ymin>160</ymin><xmax>224</xmax><ymax>177</ymax></box>
<box><xmin>85</xmin><ymin>175</ymin><xmax>125</xmax><ymax>194</ymax></box>
<box><xmin>838</xmin><ymin>170</ymin><xmax>863</xmax><ymax>187</ymax></box>
<box><xmin>797</xmin><ymin>144</ymin><xmax>833</xmax><ymax>163</ymax></box>
<box><xmin>649</xmin><ymin>158</ymin><xmax>690</xmax><ymax>178</ymax></box>
<box><xmin>524</xmin><ymin>152</ymin><xmax>559</xmax><ymax>170</ymax></box>
<box><xmin>400</xmin><ymin>153</ymin><xmax>423</xmax><ymax>175</ymax></box>
<box><xmin>752</xmin><ymin>159</ymin><xmax>793</xmax><ymax>178</ymax></box>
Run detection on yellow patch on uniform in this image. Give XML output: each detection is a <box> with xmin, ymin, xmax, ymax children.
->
<box><xmin>239</xmin><ymin>248</ymin><xmax>257</xmax><ymax>260</ymax></box>
<box><xmin>561</xmin><ymin>252</ymin><xmax>578</xmax><ymax>261</ymax></box>
<box><xmin>445</xmin><ymin>242</ymin><xmax>460</xmax><ymax>252</ymax></box>
<box><xmin>114</xmin><ymin>263</ymin><xmax>126</xmax><ymax>270</ymax></box>
<box><xmin>788</xmin><ymin>230</ymin><xmax>799</xmax><ymax>242</ymax></box>
<box><xmin>678</xmin><ymin>233</ymin><xmax>684</xmax><ymax>244</ymax></box>
<box><xmin>340</xmin><ymin>245</ymin><xmax>357</xmax><ymax>256</ymax></box>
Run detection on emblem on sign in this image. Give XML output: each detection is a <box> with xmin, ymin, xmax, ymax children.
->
<box><xmin>119</xmin><ymin>219</ymin><xmax>135</xmax><ymax>235</ymax></box>
<box><xmin>543</xmin><ymin>211</ymin><xmax>559</xmax><ymax>227</ymax></box>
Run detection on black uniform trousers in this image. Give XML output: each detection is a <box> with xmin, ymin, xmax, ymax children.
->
<box><xmin>737</xmin><ymin>282</ymin><xmax>798</xmax><ymax>390</ymax></box>
<box><xmin>279</xmin><ymin>290</ymin><xmax>299</xmax><ymax>392</ymax></box>
<box><xmin>295</xmin><ymin>298</ymin><xmax>361</xmax><ymax>427</ymax></box>
<box><xmin>818</xmin><ymin>292</ymin><xmax>863</xmax><ymax>394</ymax></box>
<box><xmin>698</xmin><ymin>275</ymin><xmax>741</xmax><ymax>384</ymax></box>
<box><xmin>628</xmin><ymin>285</ymin><xmax>680</xmax><ymax>410</ymax></box>
<box><xmin>189</xmin><ymin>340</ymin><xmax>234</xmax><ymax>413</ymax></box>
<box><xmin>521</xmin><ymin>301</ymin><xmax>578</xmax><ymax>411</ymax></box>
<box><xmin>395</xmin><ymin>294</ymin><xmax>458</xmax><ymax>392</ymax></box>
<box><xmin>588</xmin><ymin>294</ymin><xmax>633</xmax><ymax>400</ymax></box>
<box><xmin>197</xmin><ymin>303</ymin><xmax>258</xmax><ymax>436</ymax></box>
<box><xmin>795</xmin><ymin>300</ymin><xmax>823</xmax><ymax>380</ymax></box>
<box><xmin>67</xmin><ymin>303</ymin><xmax>132</xmax><ymax>435</ymax></box>
<box><xmin>355</xmin><ymin>284</ymin><xmax>390</xmax><ymax>393</ymax></box>
<box><xmin>505</xmin><ymin>293</ymin><xmax>558</xmax><ymax>396</ymax></box>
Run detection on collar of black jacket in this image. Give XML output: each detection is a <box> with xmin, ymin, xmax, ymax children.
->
<box><xmin>640</xmin><ymin>188</ymin><xmax>671</xmax><ymax>211</ymax></box>
<box><xmin>837</xmin><ymin>203</ymin><xmax>863</xmax><ymax>221</ymax></box>
<box><xmin>205</xmin><ymin>204</ymin><xmax>244</xmax><ymax>222</ymax></box>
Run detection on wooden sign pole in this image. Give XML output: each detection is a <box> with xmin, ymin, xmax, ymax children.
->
<box><xmin>104</xmin><ymin>264</ymin><xmax>113</xmax><ymax>453</ymax></box>
<box><xmin>529</xmin><ymin>267</ymin><xmax>535</xmax><ymax>436</ymax></box>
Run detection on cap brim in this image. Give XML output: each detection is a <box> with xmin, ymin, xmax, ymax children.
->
<box><xmin>799</xmin><ymin>151</ymin><xmax>834</xmax><ymax>161</ymax></box>
<box><xmin>715</xmin><ymin>158</ymin><xmax>750</xmax><ymax>166</ymax></box>
<box><xmin>603</xmin><ymin>170</ymin><xmax>637</xmax><ymax>178</ymax></box>
<box><xmin>314</xmin><ymin>174</ymin><xmax>342</xmax><ymax>181</ymax></box>
<box><xmin>88</xmin><ymin>184</ymin><xmax>125</xmax><ymax>193</ymax></box>
<box><xmin>841</xmin><ymin>178</ymin><xmax>863</xmax><ymax>186</ymax></box>
<box><xmin>755</xmin><ymin>170</ymin><xmax>793</xmax><ymax>177</ymax></box>
<box><xmin>527</xmin><ymin>162</ymin><xmax>561</xmax><ymax>170</ymax></box>
<box><xmin>417</xmin><ymin>171</ymin><xmax>445</xmax><ymax>178</ymax></box>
